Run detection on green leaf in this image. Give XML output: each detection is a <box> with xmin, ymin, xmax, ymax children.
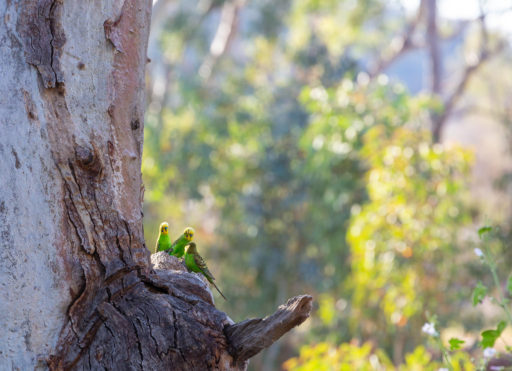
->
<box><xmin>507</xmin><ymin>275</ymin><xmax>512</xmax><ymax>294</ymax></box>
<box><xmin>481</xmin><ymin>322</ymin><xmax>507</xmax><ymax>348</ymax></box>
<box><xmin>478</xmin><ymin>226</ymin><xmax>492</xmax><ymax>239</ymax></box>
<box><xmin>472</xmin><ymin>281</ymin><xmax>488</xmax><ymax>306</ymax></box>
<box><xmin>481</xmin><ymin>331</ymin><xmax>498</xmax><ymax>348</ymax></box>
<box><xmin>448</xmin><ymin>338</ymin><xmax>465</xmax><ymax>350</ymax></box>
<box><xmin>497</xmin><ymin>320</ymin><xmax>507</xmax><ymax>334</ymax></box>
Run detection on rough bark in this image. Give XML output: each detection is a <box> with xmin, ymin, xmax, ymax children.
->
<box><xmin>0</xmin><ymin>1</ymin><xmax>311</xmax><ymax>369</ymax></box>
<box><xmin>225</xmin><ymin>295</ymin><xmax>313</xmax><ymax>368</ymax></box>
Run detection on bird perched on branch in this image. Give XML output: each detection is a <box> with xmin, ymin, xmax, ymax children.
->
<box><xmin>184</xmin><ymin>242</ymin><xmax>227</xmax><ymax>301</ymax></box>
<box><xmin>155</xmin><ymin>222</ymin><xmax>172</xmax><ymax>253</ymax></box>
<box><xmin>170</xmin><ymin>227</ymin><xmax>195</xmax><ymax>258</ymax></box>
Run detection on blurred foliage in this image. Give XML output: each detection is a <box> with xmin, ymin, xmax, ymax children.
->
<box><xmin>348</xmin><ymin>126</ymin><xmax>472</xmax><ymax>350</ymax></box>
<box><xmin>283</xmin><ymin>342</ymin><xmax>394</xmax><ymax>371</ymax></box>
<box><xmin>144</xmin><ymin>0</ymin><xmax>511</xmax><ymax>369</ymax></box>
<box><xmin>282</xmin><ymin>342</ymin><xmax>474</xmax><ymax>371</ymax></box>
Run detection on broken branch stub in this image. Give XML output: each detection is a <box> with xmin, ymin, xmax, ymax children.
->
<box><xmin>224</xmin><ymin>295</ymin><xmax>313</xmax><ymax>365</ymax></box>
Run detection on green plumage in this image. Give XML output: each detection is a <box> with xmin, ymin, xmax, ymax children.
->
<box><xmin>156</xmin><ymin>222</ymin><xmax>172</xmax><ymax>253</ymax></box>
<box><xmin>184</xmin><ymin>243</ymin><xmax>227</xmax><ymax>301</ymax></box>
<box><xmin>170</xmin><ymin>227</ymin><xmax>195</xmax><ymax>258</ymax></box>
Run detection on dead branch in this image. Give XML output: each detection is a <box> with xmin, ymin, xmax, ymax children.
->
<box><xmin>224</xmin><ymin>295</ymin><xmax>313</xmax><ymax>367</ymax></box>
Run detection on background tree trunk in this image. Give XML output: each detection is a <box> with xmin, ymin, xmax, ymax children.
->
<box><xmin>0</xmin><ymin>1</ymin><xmax>311</xmax><ymax>369</ymax></box>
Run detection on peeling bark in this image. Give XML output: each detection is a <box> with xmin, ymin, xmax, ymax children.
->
<box><xmin>1</xmin><ymin>1</ymin><xmax>311</xmax><ymax>369</ymax></box>
<box><xmin>17</xmin><ymin>0</ymin><xmax>66</xmax><ymax>88</ymax></box>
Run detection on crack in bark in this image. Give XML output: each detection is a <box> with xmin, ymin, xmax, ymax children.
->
<box><xmin>104</xmin><ymin>265</ymin><xmax>139</xmax><ymax>285</ymax></box>
<box><xmin>56</xmin><ymin>314</ymin><xmax>105</xmax><ymax>371</ymax></box>
<box><xmin>114</xmin><ymin>233</ymin><xmax>128</xmax><ymax>266</ymax></box>
<box><xmin>138</xmin><ymin>273</ymin><xmax>171</xmax><ymax>295</ymax></box>
<box><xmin>122</xmin><ymin>220</ymin><xmax>135</xmax><ymax>261</ymax></box>
<box><xmin>112</xmin><ymin>301</ymin><xmax>144</xmax><ymax>370</ymax></box>
<box><xmin>150</xmin><ymin>304</ymin><xmax>168</xmax><ymax>358</ymax></box>
<box><xmin>87</xmin><ymin>345</ymin><xmax>92</xmax><ymax>371</ymax></box>
<box><xmin>106</xmin><ymin>280</ymin><xmax>140</xmax><ymax>304</ymax></box>
<box><xmin>65</xmin><ymin>263</ymin><xmax>86</xmax><ymax>318</ymax></box>
<box><xmin>171</xmin><ymin>310</ymin><xmax>187</xmax><ymax>364</ymax></box>
<box><xmin>47</xmin><ymin>0</ymin><xmax>59</xmax><ymax>85</ymax></box>
<box><xmin>64</xmin><ymin>186</ymin><xmax>89</xmax><ymax>253</ymax></box>
<box><xmin>92</xmin><ymin>190</ymin><xmax>106</xmax><ymax>225</ymax></box>
<box><xmin>102</xmin><ymin>322</ymin><xmax>117</xmax><ymax>367</ymax></box>
<box><xmin>141</xmin><ymin>305</ymin><xmax>161</xmax><ymax>360</ymax></box>
<box><xmin>68</xmin><ymin>161</ymin><xmax>99</xmax><ymax>254</ymax></box>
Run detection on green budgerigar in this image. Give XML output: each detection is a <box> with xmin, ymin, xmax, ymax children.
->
<box><xmin>184</xmin><ymin>242</ymin><xmax>227</xmax><ymax>301</ymax></box>
<box><xmin>170</xmin><ymin>227</ymin><xmax>195</xmax><ymax>258</ymax></box>
<box><xmin>155</xmin><ymin>222</ymin><xmax>172</xmax><ymax>253</ymax></box>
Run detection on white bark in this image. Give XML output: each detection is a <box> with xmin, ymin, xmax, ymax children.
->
<box><xmin>0</xmin><ymin>0</ymin><xmax>150</xmax><ymax>368</ymax></box>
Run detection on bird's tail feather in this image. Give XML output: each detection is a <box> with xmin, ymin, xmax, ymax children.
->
<box><xmin>211</xmin><ymin>281</ymin><xmax>227</xmax><ymax>301</ymax></box>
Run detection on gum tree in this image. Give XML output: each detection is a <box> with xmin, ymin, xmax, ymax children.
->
<box><xmin>0</xmin><ymin>1</ymin><xmax>310</xmax><ymax>369</ymax></box>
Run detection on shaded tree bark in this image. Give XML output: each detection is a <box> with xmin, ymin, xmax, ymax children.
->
<box><xmin>0</xmin><ymin>1</ymin><xmax>311</xmax><ymax>369</ymax></box>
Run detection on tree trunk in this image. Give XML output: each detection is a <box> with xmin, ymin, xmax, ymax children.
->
<box><xmin>0</xmin><ymin>1</ymin><xmax>311</xmax><ymax>370</ymax></box>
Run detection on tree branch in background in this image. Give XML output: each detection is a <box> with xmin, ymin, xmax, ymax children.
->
<box><xmin>369</xmin><ymin>0</ymin><xmax>470</xmax><ymax>80</ymax></box>
<box><xmin>366</xmin><ymin>0</ymin><xmax>506</xmax><ymax>143</ymax></box>
<box><xmin>199</xmin><ymin>0</ymin><xmax>245</xmax><ymax>81</ymax></box>
<box><xmin>426</xmin><ymin>0</ymin><xmax>441</xmax><ymax>94</ymax></box>
<box><xmin>147</xmin><ymin>0</ymin><xmax>223</xmax><ymax>108</ymax></box>
<box><xmin>432</xmin><ymin>2</ymin><xmax>505</xmax><ymax>142</ymax></box>
<box><xmin>225</xmin><ymin>295</ymin><xmax>313</xmax><ymax>367</ymax></box>
<box><xmin>369</xmin><ymin>0</ymin><xmax>425</xmax><ymax>78</ymax></box>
